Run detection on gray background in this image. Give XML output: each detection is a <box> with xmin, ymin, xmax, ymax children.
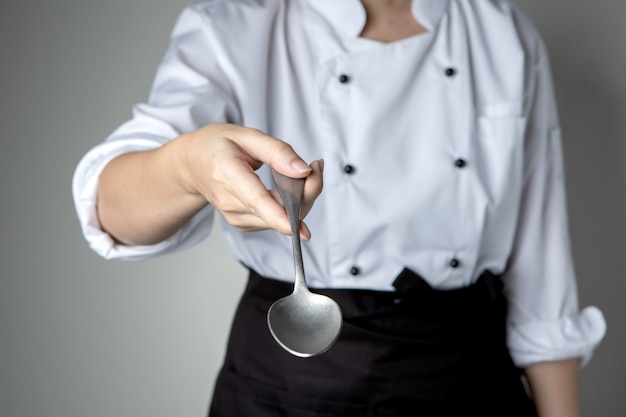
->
<box><xmin>0</xmin><ymin>0</ymin><xmax>623</xmax><ymax>416</ymax></box>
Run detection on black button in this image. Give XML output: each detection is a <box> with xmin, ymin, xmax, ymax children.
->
<box><xmin>444</xmin><ymin>67</ymin><xmax>456</xmax><ymax>77</ymax></box>
<box><xmin>343</xmin><ymin>164</ymin><xmax>355</xmax><ymax>174</ymax></box>
<box><xmin>338</xmin><ymin>74</ymin><xmax>350</xmax><ymax>83</ymax></box>
<box><xmin>449</xmin><ymin>258</ymin><xmax>460</xmax><ymax>268</ymax></box>
<box><xmin>350</xmin><ymin>266</ymin><xmax>361</xmax><ymax>276</ymax></box>
<box><xmin>454</xmin><ymin>158</ymin><xmax>466</xmax><ymax>168</ymax></box>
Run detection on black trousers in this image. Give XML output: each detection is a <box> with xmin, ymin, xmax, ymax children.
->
<box><xmin>208</xmin><ymin>268</ymin><xmax>537</xmax><ymax>417</ymax></box>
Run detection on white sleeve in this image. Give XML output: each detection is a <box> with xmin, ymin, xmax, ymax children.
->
<box><xmin>72</xmin><ymin>5</ymin><xmax>240</xmax><ymax>260</ymax></box>
<box><xmin>503</xmin><ymin>27</ymin><xmax>606</xmax><ymax>368</ymax></box>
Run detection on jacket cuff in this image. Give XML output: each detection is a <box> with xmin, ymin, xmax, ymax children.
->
<box><xmin>507</xmin><ymin>306</ymin><xmax>606</xmax><ymax>368</ymax></box>
<box><xmin>72</xmin><ymin>136</ymin><xmax>214</xmax><ymax>260</ymax></box>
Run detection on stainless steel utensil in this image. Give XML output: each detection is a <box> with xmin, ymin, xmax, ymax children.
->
<box><xmin>267</xmin><ymin>169</ymin><xmax>343</xmax><ymax>357</ymax></box>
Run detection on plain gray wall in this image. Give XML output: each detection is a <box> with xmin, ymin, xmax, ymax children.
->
<box><xmin>0</xmin><ymin>1</ymin><xmax>623</xmax><ymax>416</ymax></box>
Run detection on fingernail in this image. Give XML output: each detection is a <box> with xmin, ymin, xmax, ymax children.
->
<box><xmin>300</xmin><ymin>222</ymin><xmax>311</xmax><ymax>241</ymax></box>
<box><xmin>319</xmin><ymin>159</ymin><xmax>324</xmax><ymax>173</ymax></box>
<box><xmin>291</xmin><ymin>159</ymin><xmax>312</xmax><ymax>173</ymax></box>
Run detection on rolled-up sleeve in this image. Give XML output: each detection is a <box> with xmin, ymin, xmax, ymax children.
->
<box><xmin>503</xmin><ymin>32</ymin><xmax>606</xmax><ymax>368</ymax></box>
<box><xmin>72</xmin><ymin>135</ymin><xmax>215</xmax><ymax>260</ymax></box>
<box><xmin>72</xmin><ymin>5</ymin><xmax>240</xmax><ymax>260</ymax></box>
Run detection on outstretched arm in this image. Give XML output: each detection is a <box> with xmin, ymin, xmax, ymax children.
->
<box><xmin>97</xmin><ymin>123</ymin><xmax>323</xmax><ymax>246</ymax></box>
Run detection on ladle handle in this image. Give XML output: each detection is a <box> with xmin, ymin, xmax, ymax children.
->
<box><xmin>271</xmin><ymin>169</ymin><xmax>307</xmax><ymax>293</ymax></box>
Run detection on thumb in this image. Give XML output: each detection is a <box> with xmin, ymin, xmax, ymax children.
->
<box><xmin>234</xmin><ymin>128</ymin><xmax>312</xmax><ymax>178</ymax></box>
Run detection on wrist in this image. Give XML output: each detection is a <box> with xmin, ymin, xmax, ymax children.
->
<box><xmin>167</xmin><ymin>131</ymin><xmax>206</xmax><ymax>200</ymax></box>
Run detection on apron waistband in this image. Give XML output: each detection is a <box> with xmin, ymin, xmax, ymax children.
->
<box><xmin>248</xmin><ymin>267</ymin><xmax>506</xmax><ymax>324</ymax></box>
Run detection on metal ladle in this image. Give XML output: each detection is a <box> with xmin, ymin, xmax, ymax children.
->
<box><xmin>267</xmin><ymin>169</ymin><xmax>343</xmax><ymax>357</ymax></box>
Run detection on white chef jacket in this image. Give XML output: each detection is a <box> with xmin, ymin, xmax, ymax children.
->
<box><xmin>72</xmin><ymin>0</ymin><xmax>605</xmax><ymax>368</ymax></box>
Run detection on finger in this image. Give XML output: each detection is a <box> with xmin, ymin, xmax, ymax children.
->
<box><xmin>301</xmin><ymin>159</ymin><xmax>324</xmax><ymax>219</ymax></box>
<box><xmin>228</xmin><ymin>127</ymin><xmax>312</xmax><ymax>178</ymax></box>
<box><xmin>216</xmin><ymin>164</ymin><xmax>314</xmax><ymax>239</ymax></box>
<box><xmin>300</xmin><ymin>221</ymin><xmax>311</xmax><ymax>241</ymax></box>
<box><xmin>208</xmin><ymin>189</ymin><xmax>273</xmax><ymax>232</ymax></box>
<box><xmin>222</xmin><ymin>161</ymin><xmax>292</xmax><ymax>236</ymax></box>
<box><xmin>223</xmin><ymin>208</ymin><xmax>310</xmax><ymax>241</ymax></box>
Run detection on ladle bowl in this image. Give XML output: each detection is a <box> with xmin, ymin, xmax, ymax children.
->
<box><xmin>267</xmin><ymin>169</ymin><xmax>343</xmax><ymax>357</ymax></box>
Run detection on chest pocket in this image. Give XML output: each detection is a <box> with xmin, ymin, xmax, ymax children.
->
<box><xmin>468</xmin><ymin>114</ymin><xmax>527</xmax><ymax>260</ymax></box>
<box><xmin>473</xmin><ymin>115</ymin><xmax>526</xmax><ymax>207</ymax></box>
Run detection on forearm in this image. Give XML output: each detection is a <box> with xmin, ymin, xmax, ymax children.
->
<box><xmin>97</xmin><ymin>133</ymin><xmax>207</xmax><ymax>246</ymax></box>
<box><xmin>524</xmin><ymin>357</ymin><xmax>581</xmax><ymax>417</ymax></box>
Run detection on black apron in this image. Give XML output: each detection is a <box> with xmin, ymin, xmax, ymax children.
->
<box><xmin>208</xmin><ymin>268</ymin><xmax>537</xmax><ymax>417</ymax></box>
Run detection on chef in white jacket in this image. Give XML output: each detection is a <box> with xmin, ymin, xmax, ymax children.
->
<box><xmin>73</xmin><ymin>1</ymin><xmax>605</xmax><ymax>416</ymax></box>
